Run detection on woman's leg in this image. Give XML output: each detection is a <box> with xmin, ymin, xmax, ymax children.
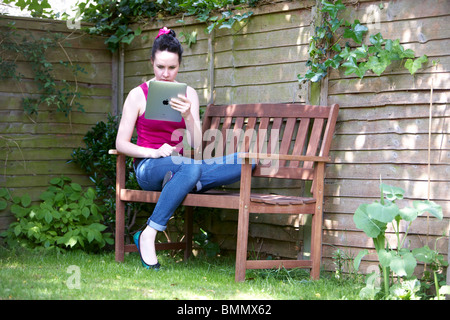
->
<box><xmin>134</xmin><ymin>156</ymin><xmax>201</xmax><ymax>264</ymax></box>
<box><xmin>139</xmin><ymin>225</ymin><xmax>158</xmax><ymax>265</ymax></box>
<box><xmin>197</xmin><ymin>153</ymin><xmax>255</xmax><ymax>192</ymax></box>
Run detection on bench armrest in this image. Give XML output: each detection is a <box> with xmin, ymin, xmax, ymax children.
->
<box><xmin>109</xmin><ymin>149</ymin><xmax>123</xmax><ymax>155</ymax></box>
<box><xmin>238</xmin><ymin>152</ymin><xmax>331</xmax><ymax>163</ymax></box>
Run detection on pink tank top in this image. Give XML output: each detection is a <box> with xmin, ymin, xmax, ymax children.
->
<box><xmin>136</xmin><ymin>82</ymin><xmax>185</xmax><ymax>153</ymax></box>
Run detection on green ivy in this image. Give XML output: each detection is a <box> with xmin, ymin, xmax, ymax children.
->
<box><xmin>0</xmin><ymin>177</ymin><xmax>113</xmax><ymax>252</ymax></box>
<box><xmin>0</xmin><ymin>23</ymin><xmax>86</xmax><ymax>116</ymax></box>
<box><xmin>2</xmin><ymin>0</ymin><xmax>53</xmax><ymax>18</ymax></box>
<box><xmin>298</xmin><ymin>0</ymin><xmax>428</xmax><ymax>84</ymax></box>
<box><xmin>4</xmin><ymin>0</ymin><xmax>261</xmax><ymax>51</ymax></box>
<box><xmin>77</xmin><ymin>0</ymin><xmax>260</xmax><ymax>51</ymax></box>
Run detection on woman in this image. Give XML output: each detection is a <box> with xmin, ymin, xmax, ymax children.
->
<box><xmin>116</xmin><ymin>27</ymin><xmax>251</xmax><ymax>270</ymax></box>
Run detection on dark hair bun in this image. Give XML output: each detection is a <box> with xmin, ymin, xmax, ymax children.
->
<box><xmin>152</xmin><ymin>28</ymin><xmax>183</xmax><ymax>63</ymax></box>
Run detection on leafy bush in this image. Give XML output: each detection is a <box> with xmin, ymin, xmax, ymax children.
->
<box><xmin>1</xmin><ymin>177</ymin><xmax>113</xmax><ymax>252</ymax></box>
<box><xmin>70</xmin><ymin>114</ymin><xmax>153</xmax><ymax>237</ymax></box>
<box><xmin>70</xmin><ymin>114</ymin><xmax>121</xmax><ymax>224</ymax></box>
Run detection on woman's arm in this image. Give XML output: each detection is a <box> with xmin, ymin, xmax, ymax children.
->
<box><xmin>116</xmin><ymin>86</ymin><xmax>175</xmax><ymax>158</ymax></box>
<box><xmin>170</xmin><ymin>86</ymin><xmax>202</xmax><ymax>149</ymax></box>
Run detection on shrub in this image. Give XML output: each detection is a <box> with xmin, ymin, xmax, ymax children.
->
<box><xmin>1</xmin><ymin>177</ymin><xmax>113</xmax><ymax>252</ymax></box>
<box><xmin>70</xmin><ymin>114</ymin><xmax>153</xmax><ymax>238</ymax></box>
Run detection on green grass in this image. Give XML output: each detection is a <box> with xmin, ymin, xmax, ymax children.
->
<box><xmin>0</xmin><ymin>247</ymin><xmax>363</xmax><ymax>300</ymax></box>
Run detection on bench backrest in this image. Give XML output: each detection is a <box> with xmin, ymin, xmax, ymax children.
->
<box><xmin>201</xmin><ymin>103</ymin><xmax>339</xmax><ymax>181</ymax></box>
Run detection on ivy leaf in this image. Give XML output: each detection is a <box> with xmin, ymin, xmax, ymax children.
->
<box><xmin>234</xmin><ymin>12</ymin><xmax>253</xmax><ymax>22</ymax></box>
<box><xmin>338</xmin><ymin>46</ymin><xmax>352</xmax><ymax>60</ymax></box>
<box><xmin>121</xmin><ymin>34</ymin><xmax>135</xmax><ymax>45</ymax></box>
<box><xmin>341</xmin><ymin>57</ymin><xmax>368</xmax><ymax>78</ymax></box>
<box><xmin>329</xmin><ymin>18</ymin><xmax>343</xmax><ymax>32</ymax></box>
<box><xmin>405</xmin><ymin>55</ymin><xmax>428</xmax><ymax>75</ymax></box>
<box><xmin>324</xmin><ymin>57</ymin><xmax>341</xmax><ymax>69</ymax></box>
<box><xmin>354</xmin><ymin>45</ymin><xmax>369</xmax><ymax>59</ymax></box>
<box><xmin>366</xmin><ymin>56</ymin><xmax>387</xmax><ymax>76</ymax></box>
<box><xmin>219</xmin><ymin>18</ymin><xmax>235</xmax><ymax>29</ymax></box>
<box><xmin>206</xmin><ymin>22</ymin><xmax>218</xmax><ymax>34</ymax></box>
<box><xmin>321</xmin><ymin>0</ymin><xmax>346</xmax><ymax>20</ymax></box>
<box><xmin>343</xmin><ymin>21</ymin><xmax>368</xmax><ymax>44</ymax></box>
<box><xmin>369</xmin><ymin>33</ymin><xmax>385</xmax><ymax>49</ymax></box>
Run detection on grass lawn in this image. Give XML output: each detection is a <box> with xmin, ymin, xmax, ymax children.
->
<box><xmin>0</xmin><ymin>246</ymin><xmax>363</xmax><ymax>300</ymax></box>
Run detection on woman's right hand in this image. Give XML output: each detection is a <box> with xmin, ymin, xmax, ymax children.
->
<box><xmin>155</xmin><ymin>143</ymin><xmax>176</xmax><ymax>158</ymax></box>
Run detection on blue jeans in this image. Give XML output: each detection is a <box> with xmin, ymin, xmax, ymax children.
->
<box><xmin>134</xmin><ymin>153</ymin><xmax>254</xmax><ymax>231</ymax></box>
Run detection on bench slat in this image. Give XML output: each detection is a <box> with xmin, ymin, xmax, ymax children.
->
<box><xmin>206</xmin><ymin>103</ymin><xmax>332</xmax><ymax>118</ymax></box>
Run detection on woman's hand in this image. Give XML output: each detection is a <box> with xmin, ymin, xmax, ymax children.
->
<box><xmin>156</xmin><ymin>143</ymin><xmax>176</xmax><ymax>158</ymax></box>
<box><xmin>170</xmin><ymin>94</ymin><xmax>192</xmax><ymax>118</ymax></box>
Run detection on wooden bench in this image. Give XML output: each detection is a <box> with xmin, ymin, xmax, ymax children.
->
<box><xmin>109</xmin><ymin>102</ymin><xmax>339</xmax><ymax>281</ymax></box>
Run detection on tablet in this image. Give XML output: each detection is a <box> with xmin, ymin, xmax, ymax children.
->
<box><xmin>145</xmin><ymin>80</ymin><xmax>187</xmax><ymax>122</ymax></box>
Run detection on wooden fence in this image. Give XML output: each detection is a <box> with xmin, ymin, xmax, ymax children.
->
<box><xmin>124</xmin><ymin>0</ymin><xmax>449</xmax><ymax>273</ymax></box>
<box><xmin>122</xmin><ymin>0</ymin><xmax>449</xmax><ymax>273</ymax></box>
<box><xmin>325</xmin><ymin>0</ymin><xmax>449</xmax><ymax>273</ymax></box>
<box><xmin>1</xmin><ymin>0</ymin><xmax>448</xmax><ymax>274</ymax></box>
<box><xmin>0</xmin><ymin>16</ymin><xmax>114</xmax><ymax>232</ymax></box>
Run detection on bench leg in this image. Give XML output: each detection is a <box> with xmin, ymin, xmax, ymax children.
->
<box><xmin>235</xmin><ymin>160</ymin><xmax>253</xmax><ymax>282</ymax></box>
<box><xmin>184</xmin><ymin>206</ymin><xmax>193</xmax><ymax>260</ymax></box>
<box><xmin>310</xmin><ymin>162</ymin><xmax>325</xmax><ymax>279</ymax></box>
<box><xmin>310</xmin><ymin>211</ymin><xmax>321</xmax><ymax>279</ymax></box>
<box><xmin>115</xmin><ymin>154</ymin><xmax>126</xmax><ymax>262</ymax></box>
<box><xmin>235</xmin><ymin>205</ymin><xmax>250</xmax><ymax>282</ymax></box>
<box><xmin>115</xmin><ymin>199</ymin><xmax>125</xmax><ymax>262</ymax></box>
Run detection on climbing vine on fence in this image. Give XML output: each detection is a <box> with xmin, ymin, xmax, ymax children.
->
<box><xmin>0</xmin><ymin>22</ymin><xmax>86</xmax><ymax>116</ymax></box>
<box><xmin>298</xmin><ymin>0</ymin><xmax>429</xmax><ymax>84</ymax></box>
<box><xmin>4</xmin><ymin>0</ymin><xmax>263</xmax><ymax>51</ymax></box>
<box><xmin>76</xmin><ymin>0</ymin><xmax>261</xmax><ymax>51</ymax></box>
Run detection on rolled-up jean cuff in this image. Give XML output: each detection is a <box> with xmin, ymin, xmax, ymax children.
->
<box><xmin>148</xmin><ymin>219</ymin><xmax>166</xmax><ymax>232</ymax></box>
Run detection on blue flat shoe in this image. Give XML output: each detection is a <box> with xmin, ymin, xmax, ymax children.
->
<box><xmin>133</xmin><ymin>231</ymin><xmax>161</xmax><ymax>270</ymax></box>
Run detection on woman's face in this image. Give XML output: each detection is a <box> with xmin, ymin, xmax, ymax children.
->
<box><xmin>151</xmin><ymin>50</ymin><xmax>180</xmax><ymax>82</ymax></box>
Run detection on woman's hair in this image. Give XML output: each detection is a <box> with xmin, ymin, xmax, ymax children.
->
<box><xmin>151</xmin><ymin>28</ymin><xmax>183</xmax><ymax>63</ymax></box>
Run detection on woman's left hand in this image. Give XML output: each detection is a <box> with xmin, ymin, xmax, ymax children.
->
<box><xmin>170</xmin><ymin>94</ymin><xmax>192</xmax><ymax>118</ymax></box>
